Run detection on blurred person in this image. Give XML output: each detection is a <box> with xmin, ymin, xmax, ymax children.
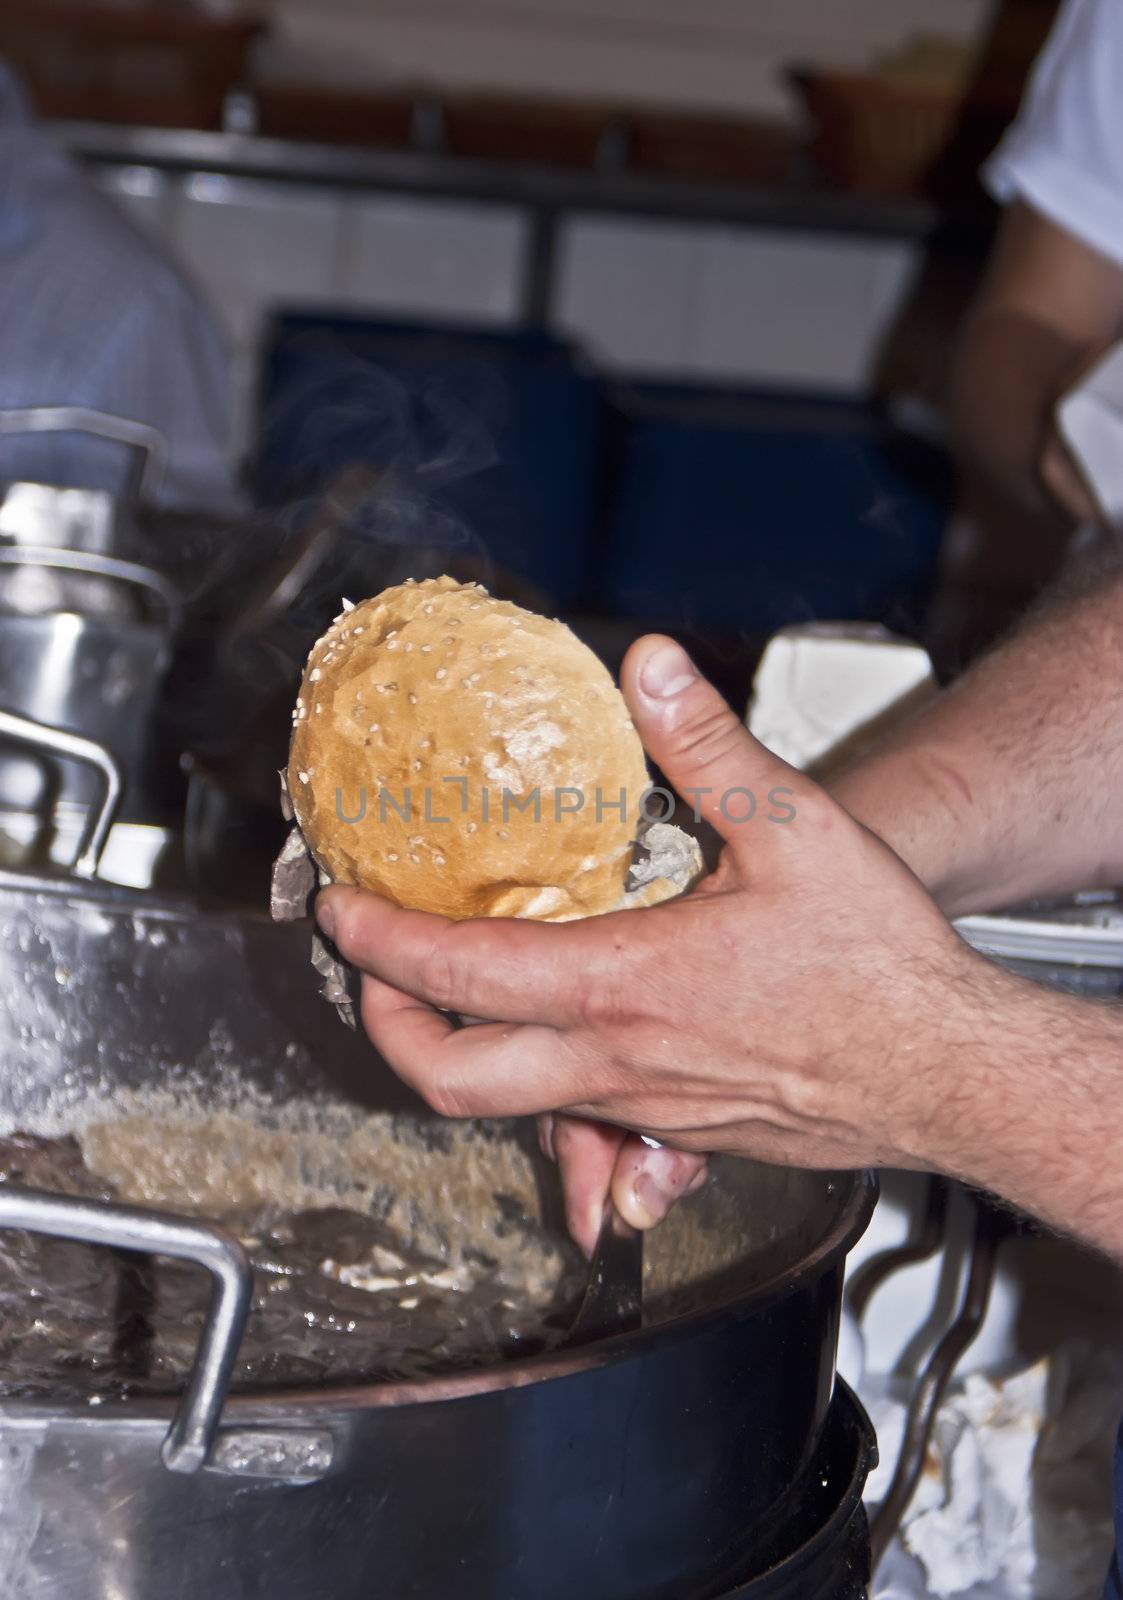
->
<box><xmin>951</xmin><ymin>0</ymin><xmax>1123</xmax><ymax>541</ymax></box>
<box><xmin>0</xmin><ymin>60</ymin><xmax>238</xmax><ymax>511</ymax></box>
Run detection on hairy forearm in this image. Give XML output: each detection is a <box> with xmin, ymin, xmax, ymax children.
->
<box><xmin>922</xmin><ymin>955</ymin><xmax>1123</xmax><ymax>1261</ymax></box>
<box><xmin>830</xmin><ymin>567</ymin><xmax>1123</xmax><ymax>915</ymax></box>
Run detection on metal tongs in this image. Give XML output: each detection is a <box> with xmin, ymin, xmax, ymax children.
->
<box><xmin>568</xmin><ymin>1203</ymin><xmax>643</xmax><ymax>1346</ymax></box>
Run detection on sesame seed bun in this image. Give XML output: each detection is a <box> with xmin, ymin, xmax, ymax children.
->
<box><xmin>287</xmin><ymin>576</ymin><xmax>652</xmax><ymax>920</ymax></box>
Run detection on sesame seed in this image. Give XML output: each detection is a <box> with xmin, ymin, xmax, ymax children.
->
<box><xmin>433</xmin><ymin>853</ymin><xmax>446</xmax><ymax>866</ymax></box>
<box><xmin>435</xmin><ymin>669</ymin><xmax>447</xmax><ymax>681</ymax></box>
<box><xmin>408</xmin><ymin>852</ymin><xmax>421</xmax><ymax>864</ymax></box>
<box><xmin>408</xmin><ymin>835</ymin><xmax>423</xmax><ymax>846</ymax></box>
<box><xmin>420</xmin><ymin>644</ymin><xmax>432</xmax><ymax>653</ymax></box>
<box><xmin>419</xmin><ymin>737</ymin><xmax>432</xmax><ymax>750</ymax></box>
<box><xmin>497</xmin><ymin>829</ymin><xmax>509</xmax><ymax>839</ymax></box>
<box><xmin>408</xmin><ymin>693</ymin><xmax>418</xmax><ymax>705</ymax></box>
<box><xmin>448</xmin><ymin>618</ymin><xmax>462</xmax><ymax>628</ymax></box>
<box><xmin>315</xmin><ymin>705</ymin><xmax>323</xmax><ymax>714</ymax></box>
<box><xmin>411</xmin><ymin>760</ymin><xmax>422</xmax><ymax>772</ymax></box>
<box><xmin>369</xmin><ymin>723</ymin><xmax>380</xmax><ymax>733</ymax></box>
<box><xmin>385</xmin><ymin>639</ymin><xmax>398</xmax><ymax>650</ymax></box>
<box><xmin>422</xmin><ymin>603</ymin><xmax>435</xmax><ymax>614</ymax></box>
<box><xmin>442</xmin><ymin>635</ymin><xmax>455</xmax><ymax>645</ymax></box>
<box><xmin>459</xmin><ymin>755</ymin><xmax>470</xmax><ymax>766</ymax></box>
<box><xmin>404</xmin><ymin>643</ymin><xmax>413</xmax><ymax>652</ymax></box>
<box><xmin>298</xmin><ymin>771</ymin><xmax>309</xmax><ymax>784</ymax></box>
<box><xmin>386</xmin><ymin>851</ymin><xmax>399</xmax><ymax>862</ymax></box>
<box><xmin>469</xmin><ymin>602</ymin><xmax>482</xmax><ymax>611</ymax></box>
<box><xmin>466</xmin><ymin>822</ymin><xmax>477</xmax><ymax>834</ymax></box>
<box><xmin>353</xmin><ymin>627</ymin><xmax>364</xmax><ymax>635</ymax></box>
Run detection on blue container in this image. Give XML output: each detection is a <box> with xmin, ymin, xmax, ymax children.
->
<box><xmin>256</xmin><ymin>314</ymin><xmax>605</xmax><ymax>608</ymax></box>
<box><xmin>599</xmin><ymin>387</ymin><xmax>951</xmax><ymax>634</ymax></box>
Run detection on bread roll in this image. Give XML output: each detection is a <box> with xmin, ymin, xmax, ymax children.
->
<box><xmin>287</xmin><ymin>576</ymin><xmax>652</xmax><ymax>920</ymax></box>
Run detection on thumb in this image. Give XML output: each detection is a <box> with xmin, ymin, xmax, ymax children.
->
<box><xmin>623</xmin><ymin>635</ymin><xmax>802</xmax><ymax>850</ymax></box>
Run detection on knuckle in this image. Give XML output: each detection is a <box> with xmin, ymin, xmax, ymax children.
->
<box><xmin>577</xmin><ymin>977</ymin><xmax>633</xmax><ymax>1032</ymax></box>
<box><xmin>423</xmin><ymin>1070</ymin><xmax>476</xmax><ymax>1120</ymax></box>
<box><xmin>670</xmin><ymin>703</ymin><xmax>744</xmax><ymax>769</ymax></box>
<box><xmin>416</xmin><ymin>934</ymin><xmax>461</xmax><ymax>1012</ymax></box>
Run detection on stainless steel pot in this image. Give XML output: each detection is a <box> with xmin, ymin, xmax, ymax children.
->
<box><xmin>0</xmin><ymin>772</ymin><xmax>875</xmax><ymax>1599</ymax></box>
<box><xmin>0</xmin><ymin>548</ymin><xmax>181</xmax><ymax>818</ymax></box>
<box><xmin>0</xmin><ymin>405</ymin><xmax>166</xmax><ymax>560</ymax></box>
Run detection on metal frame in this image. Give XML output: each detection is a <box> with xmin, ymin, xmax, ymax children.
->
<box><xmin>55</xmin><ymin>121</ymin><xmax>989</xmax><ymax>328</ymax></box>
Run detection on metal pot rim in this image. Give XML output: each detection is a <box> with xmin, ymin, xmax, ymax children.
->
<box><xmin>0</xmin><ymin>1172</ymin><xmax>876</xmax><ymax>1423</ymax></box>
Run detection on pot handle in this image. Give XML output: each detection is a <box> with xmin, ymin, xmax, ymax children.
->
<box><xmin>0</xmin><ymin>545</ymin><xmax>183</xmax><ymax>631</ymax></box>
<box><xmin>0</xmin><ymin>407</ymin><xmax>167</xmax><ymax>500</ymax></box>
<box><xmin>0</xmin><ymin>1186</ymin><xmax>252</xmax><ymax>1473</ymax></box>
<box><xmin>0</xmin><ymin>705</ymin><xmax>122</xmax><ymax>877</ymax></box>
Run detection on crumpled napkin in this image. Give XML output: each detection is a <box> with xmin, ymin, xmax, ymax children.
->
<box><xmin>868</xmin><ymin>1340</ymin><xmax>1123</xmax><ymax>1599</ymax></box>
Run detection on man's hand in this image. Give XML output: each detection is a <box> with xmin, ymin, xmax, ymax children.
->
<box><xmin>317</xmin><ymin>637</ymin><xmax>1014</xmax><ymax>1254</ymax></box>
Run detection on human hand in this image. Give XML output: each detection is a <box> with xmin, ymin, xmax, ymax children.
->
<box><xmin>317</xmin><ymin>636</ymin><xmax>1004</xmax><ymax>1256</ymax></box>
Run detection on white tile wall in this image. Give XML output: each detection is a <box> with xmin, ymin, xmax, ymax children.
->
<box><xmin>554</xmin><ymin>214</ymin><xmax>920</xmax><ymax>393</ymax></box>
<box><xmin>167</xmin><ymin>175</ymin><xmax>346</xmax><ymax>450</ymax></box>
<box><xmin>336</xmin><ymin>195</ymin><xmax>527</xmax><ymax>324</ymax></box>
<box><xmin>553</xmin><ymin>217</ymin><xmax>709</xmax><ymax>374</ymax></box>
<box><xmin>171</xmin><ymin>174</ymin><xmax>345</xmax><ymax>349</ymax></box>
<box><xmin>693</xmin><ymin>226</ymin><xmax>921</xmax><ymax>391</ymax></box>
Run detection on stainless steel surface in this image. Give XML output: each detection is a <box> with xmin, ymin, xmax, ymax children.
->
<box><xmin>56</xmin><ymin>121</ymin><xmax>944</xmax><ymax>241</ymax></box>
<box><xmin>0</xmin><ymin>407</ymin><xmax>166</xmax><ymax>502</ymax></box>
<box><xmin>0</xmin><ymin>547</ymin><xmax>183</xmax><ymax>627</ymax></box>
<box><xmin>0</xmin><ymin>806</ymin><xmax>174</xmax><ymax>888</ymax></box>
<box><xmin>0</xmin><ymin>708</ymin><xmax>121</xmax><ymax>876</ymax></box>
<box><xmin>0</xmin><ymin>553</ymin><xmax>176</xmax><ymax>814</ymax></box>
<box><xmin>0</xmin><ymin>544</ymin><xmax>181</xmax><ymax>626</ymax></box>
<box><xmin>0</xmin><ymin>1187</ymin><xmax>252</xmax><ymax>1474</ymax></box>
<box><xmin>569</xmin><ymin>1204</ymin><xmax>643</xmax><ymax>1346</ymax></box>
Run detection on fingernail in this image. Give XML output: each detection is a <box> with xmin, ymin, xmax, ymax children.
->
<box><xmin>315</xmin><ymin>895</ymin><xmax>336</xmax><ymax>941</ymax></box>
<box><xmin>538</xmin><ymin>1115</ymin><xmax>556</xmax><ymax>1163</ymax></box>
<box><xmin>631</xmin><ymin>1171</ymin><xmax>673</xmax><ymax>1227</ymax></box>
<box><xmin>639</xmin><ymin>641</ymin><xmax>697</xmax><ymax>700</ymax></box>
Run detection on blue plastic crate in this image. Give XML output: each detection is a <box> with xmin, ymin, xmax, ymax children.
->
<box><xmin>257</xmin><ymin>313</ymin><xmax>605</xmax><ymax>608</ymax></box>
<box><xmin>599</xmin><ymin>387</ymin><xmax>950</xmax><ymax>634</ymax></box>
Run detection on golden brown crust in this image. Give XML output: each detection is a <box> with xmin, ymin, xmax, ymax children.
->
<box><xmin>287</xmin><ymin>577</ymin><xmax>651</xmax><ymax>920</ymax></box>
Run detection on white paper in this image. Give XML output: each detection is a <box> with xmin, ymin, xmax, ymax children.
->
<box><xmin>1057</xmin><ymin>341</ymin><xmax>1123</xmax><ymax>529</ymax></box>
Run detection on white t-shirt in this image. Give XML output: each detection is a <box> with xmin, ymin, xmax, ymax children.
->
<box><xmin>986</xmin><ymin>0</ymin><xmax>1123</xmax><ymax>270</ymax></box>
